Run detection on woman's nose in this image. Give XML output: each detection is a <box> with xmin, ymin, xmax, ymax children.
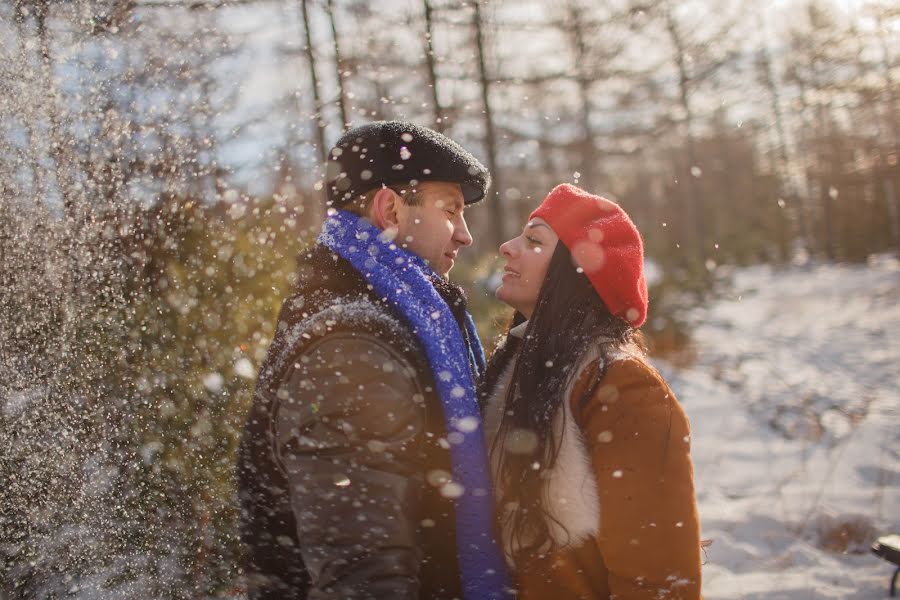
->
<box><xmin>499</xmin><ymin>238</ymin><xmax>516</xmax><ymax>257</ymax></box>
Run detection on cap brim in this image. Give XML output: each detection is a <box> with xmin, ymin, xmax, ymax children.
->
<box><xmin>461</xmin><ymin>183</ymin><xmax>485</xmax><ymax>205</ymax></box>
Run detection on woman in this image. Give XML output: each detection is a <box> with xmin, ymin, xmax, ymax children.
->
<box><xmin>484</xmin><ymin>184</ymin><xmax>702</xmax><ymax>599</ymax></box>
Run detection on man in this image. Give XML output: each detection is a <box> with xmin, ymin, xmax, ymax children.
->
<box><xmin>237</xmin><ymin>121</ymin><xmax>510</xmax><ymax>600</ymax></box>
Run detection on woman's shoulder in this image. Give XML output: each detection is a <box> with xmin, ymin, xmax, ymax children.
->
<box><xmin>571</xmin><ymin>351</ymin><xmax>682</xmax><ymax>426</ymax></box>
<box><xmin>573</xmin><ymin>346</ymin><xmax>669</xmax><ymax>394</ymax></box>
<box><xmin>572</xmin><ymin>353</ymin><xmax>694</xmax><ymax>482</ymax></box>
<box><xmin>603</xmin><ymin>353</ymin><xmax>670</xmax><ymax>393</ymax></box>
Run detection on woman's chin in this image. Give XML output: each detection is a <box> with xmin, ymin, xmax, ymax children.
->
<box><xmin>494</xmin><ymin>286</ymin><xmax>516</xmax><ymax>310</ymax></box>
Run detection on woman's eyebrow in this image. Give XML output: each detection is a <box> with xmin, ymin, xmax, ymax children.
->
<box><xmin>526</xmin><ymin>222</ymin><xmax>550</xmax><ymax>230</ymax></box>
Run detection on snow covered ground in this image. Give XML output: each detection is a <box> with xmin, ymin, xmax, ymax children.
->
<box><xmin>655</xmin><ymin>255</ymin><xmax>900</xmax><ymax>599</ymax></box>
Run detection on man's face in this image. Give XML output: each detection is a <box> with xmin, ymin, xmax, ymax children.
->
<box><xmin>394</xmin><ymin>182</ymin><xmax>473</xmax><ymax>278</ymax></box>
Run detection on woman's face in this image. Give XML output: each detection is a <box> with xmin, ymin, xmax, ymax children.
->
<box><xmin>495</xmin><ymin>217</ymin><xmax>559</xmax><ymax>319</ymax></box>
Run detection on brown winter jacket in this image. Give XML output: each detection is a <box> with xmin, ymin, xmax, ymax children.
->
<box><xmin>237</xmin><ymin>245</ymin><xmax>473</xmax><ymax>600</ymax></box>
<box><xmin>487</xmin><ymin>347</ymin><xmax>702</xmax><ymax>599</ymax></box>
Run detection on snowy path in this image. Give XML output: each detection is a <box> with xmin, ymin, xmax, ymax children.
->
<box><xmin>656</xmin><ymin>256</ymin><xmax>900</xmax><ymax>599</ymax></box>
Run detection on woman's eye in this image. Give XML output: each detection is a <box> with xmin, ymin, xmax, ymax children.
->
<box><xmin>526</xmin><ymin>236</ymin><xmax>541</xmax><ymax>245</ymax></box>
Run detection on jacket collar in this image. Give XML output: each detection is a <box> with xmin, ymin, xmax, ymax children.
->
<box><xmin>509</xmin><ymin>320</ymin><xmax>528</xmax><ymax>339</ymax></box>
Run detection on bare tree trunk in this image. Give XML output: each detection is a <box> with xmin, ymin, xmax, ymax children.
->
<box><xmin>13</xmin><ymin>13</ymin><xmax>45</xmax><ymax>205</ymax></box>
<box><xmin>300</xmin><ymin>0</ymin><xmax>328</xmax><ymax>167</ymax></box>
<box><xmin>818</xmin><ymin>105</ymin><xmax>836</xmax><ymax>260</ymax></box>
<box><xmin>326</xmin><ymin>0</ymin><xmax>349</xmax><ymax>130</ymax></box>
<box><xmin>884</xmin><ymin>178</ymin><xmax>900</xmax><ymax>251</ymax></box>
<box><xmin>821</xmin><ymin>183</ymin><xmax>836</xmax><ymax>260</ymax></box>
<box><xmin>26</xmin><ymin>1</ymin><xmax>85</xmax><ymax>406</ymax></box>
<box><xmin>369</xmin><ymin>76</ymin><xmax>387</xmax><ymax>121</ymax></box>
<box><xmin>576</xmin><ymin>79</ymin><xmax>596</xmax><ymax>192</ymax></box>
<box><xmin>793</xmin><ymin>75</ymin><xmax>821</xmax><ymax>257</ymax></box>
<box><xmin>536</xmin><ymin>82</ymin><xmax>559</xmax><ymax>190</ymax></box>
<box><xmin>188</xmin><ymin>65</ymin><xmax>218</xmax><ymax>203</ymax></box>
<box><xmin>874</xmin><ymin>10</ymin><xmax>900</xmax><ymax>248</ymax></box>
<box><xmin>472</xmin><ymin>0</ymin><xmax>504</xmax><ymax>248</ymax></box>
<box><xmin>34</xmin><ymin>0</ymin><xmax>76</xmax><ymax>223</ymax></box>
<box><xmin>299</xmin><ymin>0</ymin><xmax>329</xmax><ymax>219</ymax></box>
<box><xmin>664</xmin><ymin>5</ymin><xmax>704</xmax><ymax>260</ymax></box>
<box><xmin>873</xmin><ymin>10</ymin><xmax>898</xmax><ymax>149</ymax></box>
<box><xmin>566</xmin><ymin>2</ymin><xmax>597</xmax><ymax>193</ymax></box>
<box><xmin>756</xmin><ymin>11</ymin><xmax>809</xmax><ymax>257</ymax></box>
<box><xmin>422</xmin><ymin>0</ymin><xmax>445</xmax><ymax>131</ymax></box>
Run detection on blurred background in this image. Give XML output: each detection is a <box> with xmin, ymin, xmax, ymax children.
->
<box><xmin>1</xmin><ymin>0</ymin><xmax>897</xmax><ymax>597</ymax></box>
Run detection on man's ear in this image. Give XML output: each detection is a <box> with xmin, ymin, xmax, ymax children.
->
<box><xmin>370</xmin><ymin>187</ymin><xmax>401</xmax><ymax>231</ymax></box>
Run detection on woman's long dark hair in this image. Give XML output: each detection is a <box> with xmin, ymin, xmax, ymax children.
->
<box><xmin>488</xmin><ymin>241</ymin><xmax>640</xmax><ymax>565</ymax></box>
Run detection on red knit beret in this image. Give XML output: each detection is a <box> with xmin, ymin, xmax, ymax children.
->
<box><xmin>530</xmin><ymin>184</ymin><xmax>648</xmax><ymax>327</ymax></box>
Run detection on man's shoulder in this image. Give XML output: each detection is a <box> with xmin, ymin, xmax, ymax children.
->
<box><xmin>263</xmin><ymin>244</ymin><xmax>434</xmax><ymax>385</ymax></box>
<box><xmin>320</xmin><ymin>288</ymin><xmax>426</xmax><ymax>339</ymax></box>
<box><xmin>284</xmin><ymin>245</ymin><xmax>404</xmax><ymax>331</ymax></box>
<box><xmin>266</xmin><ymin>291</ymin><xmax>426</xmax><ymax>384</ymax></box>
<box><xmin>295</xmin><ymin>293</ymin><xmax>406</xmax><ymax>337</ymax></box>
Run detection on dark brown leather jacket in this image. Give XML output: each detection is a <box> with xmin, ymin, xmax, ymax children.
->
<box><xmin>237</xmin><ymin>246</ymin><xmax>469</xmax><ymax>600</ymax></box>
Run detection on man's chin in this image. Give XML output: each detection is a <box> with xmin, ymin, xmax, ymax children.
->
<box><xmin>421</xmin><ymin>260</ymin><xmax>449</xmax><ymax>279</ymax></box>
<box><xmin>443</xmin><ymin>256</ymin><xmax>456</xmax><ymax>277</ymax></box>
<box><xmin>431</xmin><ymin>258</ymin><xmax>452</xmax><ymax>278</ymax></box>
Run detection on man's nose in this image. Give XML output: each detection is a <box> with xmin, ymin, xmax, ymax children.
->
<box><xmin>454</xmin><ymin>216</ymin><xmax>473</xmax><ymax>247</ymax></box>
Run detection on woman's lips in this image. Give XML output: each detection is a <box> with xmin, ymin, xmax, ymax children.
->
<box><xmin>502</xmin><ymin>267</ymin><xmax>521</xmax><ymax>280</ymax></box>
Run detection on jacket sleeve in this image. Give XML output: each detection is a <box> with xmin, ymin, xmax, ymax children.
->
<box><xmin>272</xmin><ymin>332</ymin><xmax>428</xmax><ymax>599</ymax></box>
<box><xmin>575</xmin><ymin>358</ymin><xmax>702</xmax><ymax>599</ymax></box>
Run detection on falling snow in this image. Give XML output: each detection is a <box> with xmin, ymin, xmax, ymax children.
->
<box><xmin>1</xmin><ymin>0</ymin><xmax>897</xmax><ymax>597</ymax></box>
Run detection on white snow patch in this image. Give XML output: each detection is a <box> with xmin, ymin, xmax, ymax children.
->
<box><xmin>655</xmin><ymin>256</ymin><xmax>900</xmax><ymax>598</ymax></box>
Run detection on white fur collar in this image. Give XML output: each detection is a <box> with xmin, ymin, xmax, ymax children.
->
<box><xmin>484</xmin><ymin>342</ymin><xmax>605</xmax><ymax>559</ymax></box>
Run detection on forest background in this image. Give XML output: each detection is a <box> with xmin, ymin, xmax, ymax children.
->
<box><xmin>1</xmin><ymin>0</ymin><xmax>897</xmax><ymax>596</ymax></box>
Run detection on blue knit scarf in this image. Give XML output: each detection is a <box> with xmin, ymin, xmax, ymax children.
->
<box><xmin>318</xmin><ymin>209</ymin><xmax>511</xmax><ymax>600</ymax></box>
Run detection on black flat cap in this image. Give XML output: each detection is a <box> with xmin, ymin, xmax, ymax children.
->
<box><xmin>325</xmin><ymin>120</ymin><xmax>491</xmax><ymax>207</ymax></box>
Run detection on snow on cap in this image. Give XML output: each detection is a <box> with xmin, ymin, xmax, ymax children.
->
<box><xmin>530</xmin><ymin>184</ymin><xmax>648</xmax><ymax>327</ymax></box>
<box><xmin>325</xmin><ymin>120</ymin><xmax>491</xmax><ymax>207</ymax></box>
